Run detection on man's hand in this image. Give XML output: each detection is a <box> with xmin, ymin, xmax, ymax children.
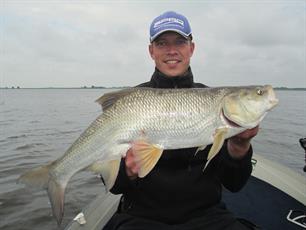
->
<box><xmin>227</xmin><ymin>126</ymin><xmax>259</xmax><ymax>159</ymax></box>
<box><xmin>125</xmin><ymin>149</ymin><xmax>139</xmax><ymax>180</ymax></box>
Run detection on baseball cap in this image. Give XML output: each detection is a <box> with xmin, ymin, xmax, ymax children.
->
<box><xmin>149</xmin><ymin>11</ymin><xmax>192</xmax><ymax>42</ymax></box>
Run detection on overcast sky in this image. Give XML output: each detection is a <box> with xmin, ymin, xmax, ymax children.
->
<box><xmin>1</xmin><ymin>0</ymin><xmax>305</xmax><ymax>88</ymax></box>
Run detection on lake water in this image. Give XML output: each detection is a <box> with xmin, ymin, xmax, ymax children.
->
<box><xmin>0</xmin><ymin>88</ymin><xmax>305</xmax><ymax>230</ymax></box>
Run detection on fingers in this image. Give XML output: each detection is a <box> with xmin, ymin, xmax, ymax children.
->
<box><xmin>125</xmin><ymin>148</ymin><xmax>139</xmax><ymax>179</ymax></box>
<box><xmin>227</xmin><ymin>125</ymin><xmax>260</xmax><ymax>159</ymax></box>
<box><xmin>235</xmin><ymin>125</ymin><xmax>259</xmax><ymax>140</ymax></box>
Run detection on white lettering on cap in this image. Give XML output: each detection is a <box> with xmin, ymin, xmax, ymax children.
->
<box><xmin>153</xmin><ymin>17</ymin><xmax>184</xmax><ymax>29</ymax></box>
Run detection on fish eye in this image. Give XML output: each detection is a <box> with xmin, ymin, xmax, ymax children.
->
<box><xmin>256</xmin><ymin>89</ymin><xmax>263</xmax><ymax>95</ymax></box>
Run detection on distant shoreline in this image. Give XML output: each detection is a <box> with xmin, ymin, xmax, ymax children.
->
<box><xmin>273</xmin><ymin>87</ymin><xmax>306</xmax><ymax>91</ymax></box>
<box><xmin>0</xmin><ymin>86</ymin><xmax>129</xmax><ymax>90</ymax></box>
<box><xmin>0</xmin><ymin>87</ymin><xmax>305</xmax><ymax>91</ymax></box>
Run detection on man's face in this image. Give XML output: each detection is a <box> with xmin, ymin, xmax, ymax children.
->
<box><xmin>149</xmin><ymin>32</ymin><xmax>195</xmax><ymax>77</ymax></box>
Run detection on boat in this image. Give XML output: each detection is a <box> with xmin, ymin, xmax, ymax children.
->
<box><xmin>65</xmin><ymin>145</ymin><xmax>306</xmax><ymax>230</ymax></box>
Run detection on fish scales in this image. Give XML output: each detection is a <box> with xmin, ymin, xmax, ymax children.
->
<box><xmin>106</xmin><ymin>88</ymin><xmax>225</xmax><ymax>149</ymax></box>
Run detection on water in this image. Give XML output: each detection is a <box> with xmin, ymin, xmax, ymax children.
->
<box><xmin>0</xmin><ymin>88</ymin><xmax>305</xmax><ymax>230</ymax></box>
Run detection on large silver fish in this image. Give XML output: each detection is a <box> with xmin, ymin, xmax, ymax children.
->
<box><xmin>18</xmin><ymin>85</ymin><xmax>278</xmax><ymax>225</ymax></box>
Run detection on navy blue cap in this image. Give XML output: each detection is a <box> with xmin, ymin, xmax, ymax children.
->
<box><xmin>150</xmin><ymin>11</ymin><xmax>192</xmax><ymax>42</ymax></box>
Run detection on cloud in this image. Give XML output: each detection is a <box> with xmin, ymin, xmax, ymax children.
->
<box><xmin>1</xmin><ymin>1</ymin><xmax>305</xmax><ymax>88</ymax></box>
<box><xmin>191</xmin><ymin>2</ymin><xmax>305</xmax><ymax>87</ymax></box>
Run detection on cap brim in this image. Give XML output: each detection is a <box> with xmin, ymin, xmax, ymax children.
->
<box><xmin>150</xmin><ymin>29</ymin><xmax>190</xmax><ymax>42</ymax></box>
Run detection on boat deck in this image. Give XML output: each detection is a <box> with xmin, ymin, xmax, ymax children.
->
<box><xmin>223</xmin><ymin>176</ymin><xmax>305</xmax><ymax>229</ymax></box>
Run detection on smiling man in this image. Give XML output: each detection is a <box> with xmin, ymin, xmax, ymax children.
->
<box><xmin>103</xmin><ymin>11</ymin><xmax>259</xmax><ymax>230</ymax></box>
<box><xmin>149</xmin><ymin>33</ymin><xmax>194</xmax><ymax>77</ymax></box>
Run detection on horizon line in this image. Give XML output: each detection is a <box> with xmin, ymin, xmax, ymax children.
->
<box><xmin>0</xmin><ymin>86</ymin><xmax>306</xmax><ymax>90</ymax></box>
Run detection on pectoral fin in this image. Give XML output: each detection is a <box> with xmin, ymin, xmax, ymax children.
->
<box><xmin>132</xmin><ymin>140</ymin><xmax>163</xmax><ymax>178</ymax></box>
<box><xmin>87</xmin><ymin>160</ymin><xmax>120</xmax><ymax>190</ymax></box>
<box><xmin>203</xmin><ymin>127</ymin><xmax>228</xmax><ymax>170</ymax></box>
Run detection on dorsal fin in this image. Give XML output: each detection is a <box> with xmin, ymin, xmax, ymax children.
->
<box><xmin>95</xmin><ymin>88</ymin><xmax>133</xmax><ymax>111</ymax></box>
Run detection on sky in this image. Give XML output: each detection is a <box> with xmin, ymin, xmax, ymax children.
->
<box><xmin>0</xmin><ymin>0</ymin><xmax>305</xmax><ymax>88</ymax></box>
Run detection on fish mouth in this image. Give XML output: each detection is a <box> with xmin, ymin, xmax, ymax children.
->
<box><xmin>269</xmin><ymin>98</ymin><xmax>279</xmax><ymax>109</ymax></box>
<box><xmin>221</xmin><ymin>109</ymin><xmax>242</xmax><ymax>128</ymax></box>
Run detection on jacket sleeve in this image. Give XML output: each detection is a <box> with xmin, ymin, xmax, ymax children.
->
<box><xmin>216</xmin><ymin>140</ymin><xmax>253</xmax><ymax>192</ymax></box>
<box><xmin>109</xmin><ymin>159</ymin><xmax>138</xmax><ymax>194</ymax></box>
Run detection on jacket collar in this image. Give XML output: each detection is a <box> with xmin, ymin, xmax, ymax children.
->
<box><xmin>150</xmin><ymin>67</ymin><xmax>194</xmax><ymax>88</ymax></box>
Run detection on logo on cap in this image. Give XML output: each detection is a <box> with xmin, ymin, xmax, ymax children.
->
<box><xmin>153</xmin><ymin>18</ymin><xmax>184</xmax><ymax>29</ymax></box>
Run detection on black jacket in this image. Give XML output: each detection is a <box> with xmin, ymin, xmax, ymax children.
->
<box><xmin>110</xmin><ymin>67</ymin><xmax>253</xmax><ymax>224</ymax></box>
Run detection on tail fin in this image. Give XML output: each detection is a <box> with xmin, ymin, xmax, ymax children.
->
<box><xmin>18</xmin><ymin>164</ymin><xmax>67</xmax><ymax>226</ymax></box>
<box><xmin>48</xmin><ymin>178</ymin><xmax>66</xmax><ymax>225</ymax></box>
<box><xmin>18</xmin><ymin>164</ymin><xmax>51</xmax><ymax>189</ymax></box>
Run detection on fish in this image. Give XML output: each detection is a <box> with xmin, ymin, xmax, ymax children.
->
<box><xmin>18</xmin><ymin>85</ymin><xmax>278</xmax><ymax>225</ymax></box>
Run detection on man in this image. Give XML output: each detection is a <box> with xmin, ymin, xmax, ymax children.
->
<box><xmin>104</xmin><ymin>11</ymin><xmax>259</xmax><ymax>230</ymax></box>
